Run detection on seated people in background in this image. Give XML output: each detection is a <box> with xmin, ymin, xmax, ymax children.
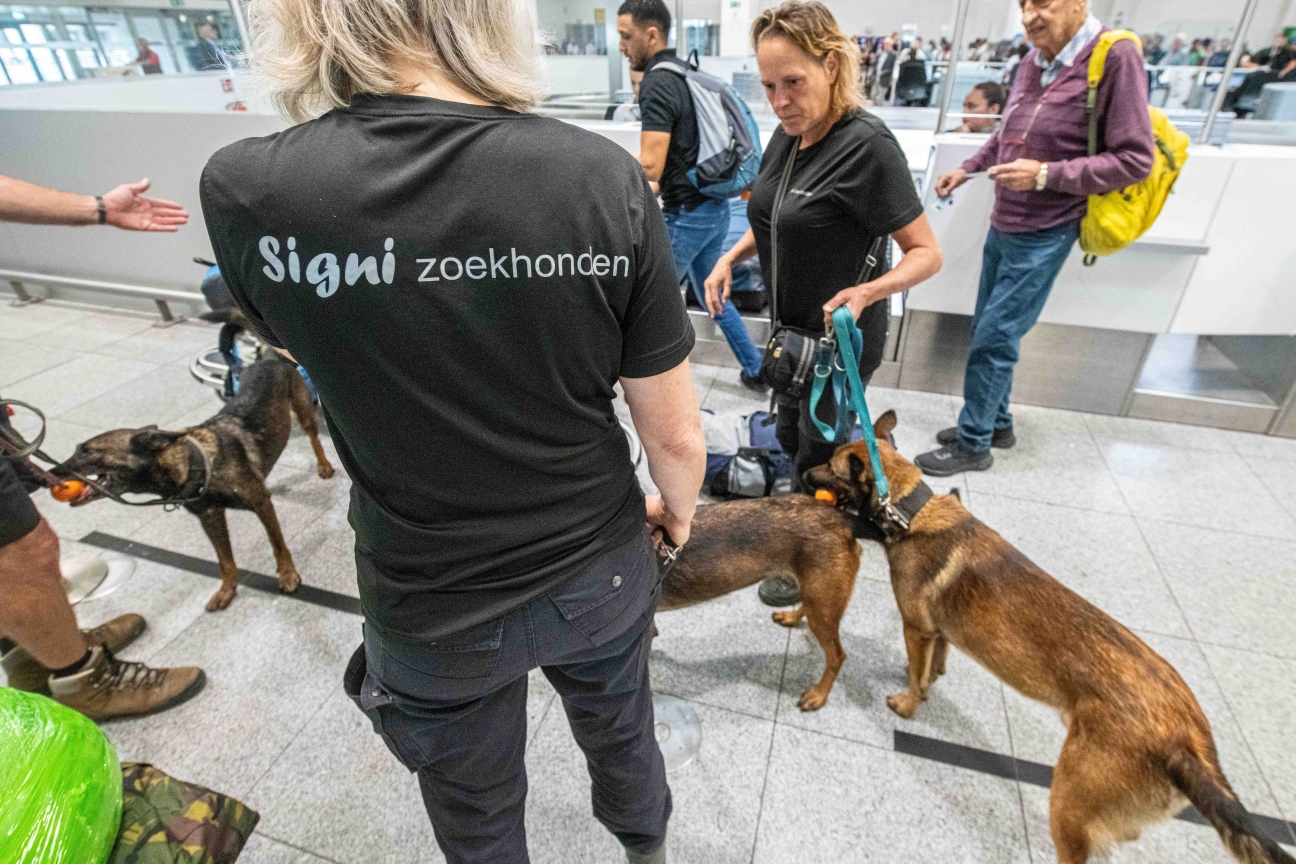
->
<box><xmin>1206</xmin><ymin>39</ymin><xmax>1232</xmax><ymax>67</ymax></box>
<box><xmin>1244</xmin><ymin>33</ymin><xmax>1291</xmax><ymax>68</ymax></box>
<box><xmin>1161</xmin><ymin>33</ymin><xmax>1190</xmax><ymax>65</ymax></box>
<box><xmin>956</xmin><ymin>81</ymin><xmax>1005</xmax><ymax>133</ymax></box>
<box><xmin>0</xmin><ymin>174</ymin><xmax>198</xmax><ymax>721</ymax></box>
<box><xmin>134</xmin><ymin>38</ymin><xmax>162</xmax><ymax>74</ymax></box>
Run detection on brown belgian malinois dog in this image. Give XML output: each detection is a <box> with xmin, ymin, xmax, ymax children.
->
<box><xmin>656</xmin><ymin>495</ymin><xmax>861</xmax><ymax>711</ymax></box>
<box><xmin>804</xmin><ymin>409</ymin><xmax>1294</xmax><ymax>864</ymax></box>
<box><xmin>55</xmin><ymin>353</ymin><xmax>334</xmax><ymax>612</ymax></box>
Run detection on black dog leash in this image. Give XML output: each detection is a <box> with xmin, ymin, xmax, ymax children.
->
<box><xmin>0</xmin><ymin>398</ymin><xmax>211</xmax><ymax>511</ymax></box>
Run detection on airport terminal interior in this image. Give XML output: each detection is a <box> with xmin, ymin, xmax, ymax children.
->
<box><xmin>2</xmin><ymin>0</ymin><xmax>1295</xmax><ymax>861</ymax></box>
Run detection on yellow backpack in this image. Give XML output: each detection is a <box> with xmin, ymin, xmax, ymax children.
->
<box><xmin>1079</xmin><ymin>30</ymin><xmax>1190</xmax><ymax>264</ymax></box>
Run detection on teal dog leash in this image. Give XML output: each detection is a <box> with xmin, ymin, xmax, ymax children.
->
<box><xmin>807</xmin><ymin>305</ymin><xmax>891</xmax><ymax>505</ymax></box>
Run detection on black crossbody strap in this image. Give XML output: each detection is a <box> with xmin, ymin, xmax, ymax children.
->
<box><xmin>855</xmin><ymin>234</ymin><xmax>887</xmax><ymax>287</ymax></box>
<box><xmin>768</xmin><ymin>137</ymin><xmax>801</xmax><ymax>332</ymax></box>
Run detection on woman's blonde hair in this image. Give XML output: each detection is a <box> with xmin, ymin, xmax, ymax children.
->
<box><xmin>750</xmin><ymin>1</ymin><xmax>862</xmax><ymax>116</ymax></box>
<box><xmin>249</xmin><ymin>0</ymin><xmax>546</xmax><ymax>123</ymax></box>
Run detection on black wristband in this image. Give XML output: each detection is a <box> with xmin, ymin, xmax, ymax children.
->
<box><xmin>95</xmin><ymin>195</ymin><xmax>106</xmax><ymax>224</ymax></box>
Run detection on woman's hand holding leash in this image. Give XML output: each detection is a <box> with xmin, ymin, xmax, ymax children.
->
<box><xmin>822</xmin><ymin>283</ymin><xmax>874</xmax><ymax>327</ymax></box>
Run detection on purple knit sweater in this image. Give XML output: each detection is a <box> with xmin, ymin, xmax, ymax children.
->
<box><xmin>961</xmin><ymin>31</ymin><xmax>1155</xmax><ymax>234</ymax></box>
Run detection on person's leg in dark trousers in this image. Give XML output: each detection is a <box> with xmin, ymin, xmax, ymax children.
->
<box><xmin>543</xmin><ymin>611</ymin><xmax>669</xmax><ymax>857</ymax></box>
<box><xmin>349</xmin><ymin>533</ymin><xmax>667</xmax><ymax>864</ymax></box>
<box><xmin>955</xmin><ymin>221</ymin><xmax>1079</xmax><ymax>452</ymax></box>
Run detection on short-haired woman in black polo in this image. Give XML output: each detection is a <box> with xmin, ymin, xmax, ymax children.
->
<box><xmin>705</xmin><ymin>0</ymin><xmax>942</xmax><ymax>494</ymax></box>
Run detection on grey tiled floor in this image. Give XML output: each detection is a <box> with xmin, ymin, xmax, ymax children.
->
<box><xmin>3</xmin><ymin>300</ymin><xmax>1295</xmax><ymax>864</ymax></box>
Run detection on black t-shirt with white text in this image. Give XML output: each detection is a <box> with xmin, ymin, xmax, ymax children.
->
<box><xmin>200</xmin><ymin>94</ymin><xmax>693</xmax><ymax>642</ymax></box>
<box><xmin>747</xmin><ymin>109</ymin><xmax>922</xmax><ymax>335</ymax></box>
<box><xmin>638</xmin><ymin>50</ymin><xmax>708</xmax><ymax>213</ymax></box>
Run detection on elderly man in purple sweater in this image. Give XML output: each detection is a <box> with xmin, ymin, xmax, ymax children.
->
<box><xmin>916</xmin><ymin>0</ymin><xmax>1154</xmax><ymax>476</ymax></box>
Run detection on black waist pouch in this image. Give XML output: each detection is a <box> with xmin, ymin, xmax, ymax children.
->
<box><xmin>760</xmin><ymin>327</ymin><xmax>819</xmax><ymax>399</ymax></box>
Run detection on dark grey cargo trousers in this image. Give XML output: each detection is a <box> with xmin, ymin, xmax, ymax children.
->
<box><xmin>344</xmin><ymin>530</ymin><xmax>671</xmax><ymax>864</ymax></box>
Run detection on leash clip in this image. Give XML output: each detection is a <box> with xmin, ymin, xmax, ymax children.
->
<box><xmin>878</xmin><ymin>494</ymin><xmax>910</xmax><ymax>534</ymax></box>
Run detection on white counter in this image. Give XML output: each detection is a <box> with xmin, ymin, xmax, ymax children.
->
<box><xmin>0</xmin><ymin>109</ymin><xmax>1291</xmax><ymax>337</ymax></box>
<box><xmin>910</xmin><ymin>134</ymin><xmax>1296</xmax><ymax>336</ymax></box>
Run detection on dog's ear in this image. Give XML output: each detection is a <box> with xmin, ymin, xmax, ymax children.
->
<box><xmin>873</xmin><ymin>409</ymin><xmax>897</xmax><ymax>439</ymax></box>
<box><xmin>129</xmin><ymin>427</ymin><xmax>184</xmax><ymax>455</ymax></box>
<box><xmin>847</xmin><ymin>452</ymin><xmax>869</xmax><ymax>484</ymax></box>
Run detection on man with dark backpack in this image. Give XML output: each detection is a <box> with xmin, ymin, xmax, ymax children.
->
<box><xmin>618</xmin><ymin>0</ymin><xmax>767</xmax><ymax>392</ymax></box>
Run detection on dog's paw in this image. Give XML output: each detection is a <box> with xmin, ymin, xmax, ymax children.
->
<box><xmin>206</xmin><ymin>588</ymin><xmax>236</xmax><ymax>612</ymax></box>
<box><xmin>278</xmin><ymin>571</ymin><xmax>302</xmax><ymax>594</ymax></box>
<box><xmin>317</xmin><ymin>463</ymin><xmax>335</xmax><ymax>479</ymax></box>
<box><xmin>797</xmin><ymin>688</ymin><xmax>829</xmax><ymax>711</ymax></box>
<box><xmin>886</xmin><ymin>693</ymin><xmax>920</xmax><ymax>719</ymax></box>
<box><xmin>771</xmin><ymin>610</ymin><xmax>803</xmax><ymax>628</ymax></box>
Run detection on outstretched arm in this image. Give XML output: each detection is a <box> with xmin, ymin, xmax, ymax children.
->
<box><xmin>0</xmin><ymin>175</ymin><xmax>189</xmax><ymax>232</ymax></box>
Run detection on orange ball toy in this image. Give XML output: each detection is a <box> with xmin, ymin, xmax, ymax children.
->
<box><xmin>51</xmin><ymin>480</ymin><xmax>87</xmax><ymax>503</ymax></box>
<box><xmin>814</xmin><ymin>488</ymin><xmax>837</xmax><ymax>505</ymax></box>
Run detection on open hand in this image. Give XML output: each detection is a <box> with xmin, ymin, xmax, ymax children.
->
<box><xmin>101</xmin><ymin>178</ymin><xmax>189</xmax><ymax>232</ymax></box>
<box><xmin>987</xmin><ymin>159</ymin><xmax>1043</xmax><ymax>192</ymax></box>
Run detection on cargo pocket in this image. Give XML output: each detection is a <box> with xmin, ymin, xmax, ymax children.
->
<box><xmin>550</xmin><ymin>534</ymin><xmax>652</xmax><ymax>642</ymax></box>
<box><xmin>379</xmin><ymin>615</ymin><xmax>505</xmax><ymax>683</ymax></box>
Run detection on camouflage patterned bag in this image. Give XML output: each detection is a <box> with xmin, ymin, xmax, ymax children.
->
<box><xmin>109</xmin><ymin>763</ymin><xmax>260</xmax><ymax>864</ymax></box>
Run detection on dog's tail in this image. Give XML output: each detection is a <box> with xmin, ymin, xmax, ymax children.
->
<box><xmin>1166</xmin><ymin>747</ymin><xmax>1295</xmax><ymax>863</ymax></box>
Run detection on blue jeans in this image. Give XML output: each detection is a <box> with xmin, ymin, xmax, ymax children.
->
<box><xmin>663</xmin><ymin>198</ymin><xmax>763</xmax><ymax>376</ymax></box>
<box><xmin>957</xmin><ymin>221</ymin><xmax>1079</xmax><ymax>451</ymax></box>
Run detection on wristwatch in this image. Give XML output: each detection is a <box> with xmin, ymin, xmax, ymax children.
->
<box><xmin>1034</xmin><ymin>163</ymin><xmax>1048</xmax><ymax>192</ymax></box>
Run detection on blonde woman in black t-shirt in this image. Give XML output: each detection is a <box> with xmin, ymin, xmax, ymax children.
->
<box><xmin>204</xmin><ymin>0</ymin><xmax>709</xmax><ymax>860</ymax></box>
<box><xmin>705</xmin><ymin>1</ymin><xmax>942</xmax><ymax>500</ymax></box>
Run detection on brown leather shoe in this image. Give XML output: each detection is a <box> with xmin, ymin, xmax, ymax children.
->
<box><xmin>0</xmin><ymin>614</ymin><xmax>148</xmax><ymax>695</ymax></box>
<box><xmin>49</xmin><ymin>646</ymin><xmax>206</xmax><ymax>721</ymax></box>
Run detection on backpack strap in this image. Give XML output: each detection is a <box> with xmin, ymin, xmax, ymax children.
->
<box><xmin>1086</xmin><ymin>30</ymin><xmax>1142</xmax><ymax>156</ymax></box>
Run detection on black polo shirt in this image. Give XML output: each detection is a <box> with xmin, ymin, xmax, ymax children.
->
<box><xmin>747</xmin><ymin>109</ymin><xmax>922</xmax><ymax>335</ymax></box>
<box><xmin>200</xmin><ymin>94</ymin><xmax>693</xmax><ymax>642</ymax></box>
<box><xmin>638</xmin><ymin>50</ymin><xmax>708</xmax><ymax>213</ymax></box>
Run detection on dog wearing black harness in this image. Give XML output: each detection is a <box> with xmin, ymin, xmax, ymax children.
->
<box><xmin>55</xmin><ymin>352</ymin><xmax>334</xmax><ymax>611</ymax></box>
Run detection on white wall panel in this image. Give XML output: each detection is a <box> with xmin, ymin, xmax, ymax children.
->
<box><xmin>1172</xmin><ymin>147</ymin><xmax>1296</xmax><ymax>335</ymax></box>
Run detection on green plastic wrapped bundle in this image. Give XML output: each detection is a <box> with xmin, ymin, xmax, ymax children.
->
<box><xmin>0</xmin><ymin>688</ymin><xmax>122</xmax><ymax>864</ymax></box>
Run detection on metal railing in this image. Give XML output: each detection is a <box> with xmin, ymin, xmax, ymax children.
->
<box><xmin>0</xmin><ymin>268</ymin><xmax>200</xmax><ymax>325</ymax></box>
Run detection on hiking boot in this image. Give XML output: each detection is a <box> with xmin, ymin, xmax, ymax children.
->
<box><xmin>758</xmin><ymin>574</ymin><xmax>801</xmax><ymax>607</ymax></box>
<box><xmin>915</xmin><ymin>440</ymin><xmax>994</xmax><ymax>477</ymax></box>
<box><xmin>937</xmin><ymin>425</ymin><xmax>1016</xmax><ymax>449</ymax></box>
<box><xmin>84</xmin><ymin>613</ymin><xmax>148</xmax><ymax>653</ymax></box>
<box><xmin>0</xmin><ymin>613</ymin><xmax>148</xmax><ymax>695</ymax></box>
<box><xmin>740</xmin><ymin>371</ymin><xmax>768</xmax><ymax>394</ymax></box>
<box><xmin>49</xmin><ymin>646</ymin><xmax>206</xmax><ymax>721</ymax></box>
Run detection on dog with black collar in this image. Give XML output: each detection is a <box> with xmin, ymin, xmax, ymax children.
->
<box><xmin>804</xmin><ymin>409</ymin><xmax>1294</xmax><ymax>864</ymax></box>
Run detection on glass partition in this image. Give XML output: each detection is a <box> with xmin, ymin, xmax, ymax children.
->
<box><xmin>0</xmin><ymin>2</ymin><xmax>241</xmax><ymax>82</ymax></box>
